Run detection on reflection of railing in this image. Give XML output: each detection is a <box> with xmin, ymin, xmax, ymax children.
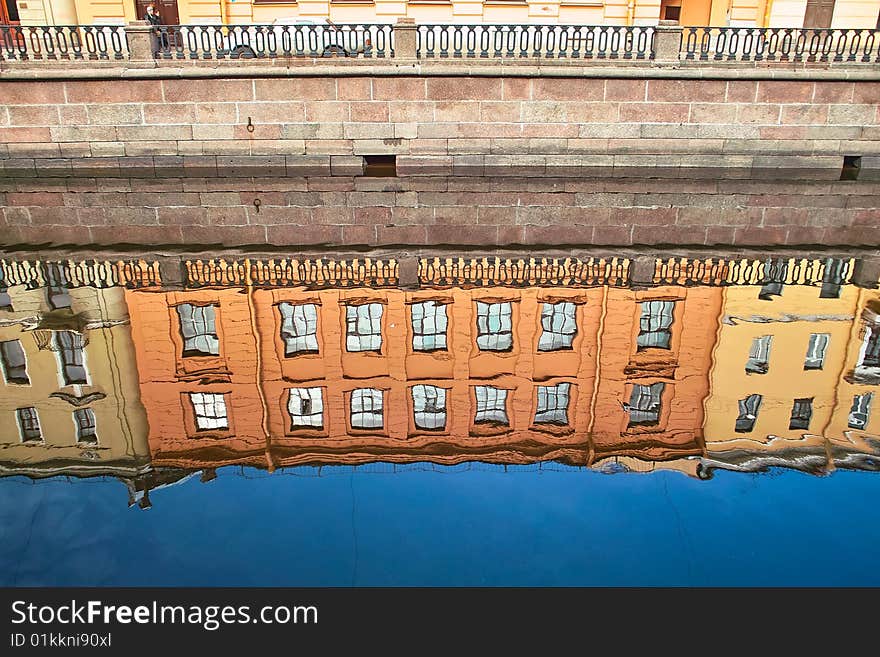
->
<box><xmin>681</xmin><ymin>27</ymin><xmax>880</xmax><ymax>63</ymax></box>
<box><xmin>0</xmin><ymin>24</ymin><xmax>128</xmax><ymax>60</ymax></box>
<box><xmin>152</xmin><ymin>24</ymin><xmax>393</xmax><ymax>59</ymax></box>
<box><xmin>185</xmin><ymin>258</ymin><xmax>399</xmax><ymax>288</ymax></box>
<box><xmin>0</xmin><ymin>259</ymin><xmax>161</xmax><ymax>289</ymax></box>
<box><xmin>416</xmin><ymin>24</ymin><xmax>653</xmax><ymax>59</ymax></box>
<box><xmin>419</xmin><ymin>257</ymin><xmax>630</xmax><ymax>288</ymax></box>
<box><xmin>654</xmin><ymin>257</ymin><xmax>855</xmax><ymax>287</ymax></box>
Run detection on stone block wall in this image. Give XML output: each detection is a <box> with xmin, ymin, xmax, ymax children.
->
<box><xmin>0</xmin><ymin>69</ymin><xmax>878</xmax><ymax>179</ymax></box>
<box><xmin>1</xmin><ymin>175</ymin><xmax>877</xmax><ymax>248</ymax></box>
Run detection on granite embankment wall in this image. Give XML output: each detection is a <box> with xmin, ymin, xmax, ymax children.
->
<box><xmin>1</xmin><ymin>176</ymin><xmax>877</xmax><ymax>248</ymax></box>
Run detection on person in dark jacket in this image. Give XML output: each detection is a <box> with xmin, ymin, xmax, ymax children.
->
<box><xmin>145</xmin><ymin>5</ymin><xmax>168</xmax><ymax>51</ymax></box>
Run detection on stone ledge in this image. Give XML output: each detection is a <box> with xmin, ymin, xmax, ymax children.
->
<box><xmin>3</xmin><ymin>60</ymin><xmax>880</xmax><ymax>81</ymax></box>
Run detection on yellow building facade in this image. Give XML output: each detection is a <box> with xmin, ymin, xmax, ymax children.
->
<box><xmin>7</xmin><ymin>0</ymin><xmax>879</xmax><ymax>29</ymax></box>
<box><xmin>0</xmin><ymin>260</ymin><xmax>151</xmax><ymax>479</ymax></box>
<box><xmin>702</xmin><ymin>258</ymin><xmax>880</xmax><ymax>472</ymax></box>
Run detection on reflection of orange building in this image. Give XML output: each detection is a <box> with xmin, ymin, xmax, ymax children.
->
<box><xmin>124</xmin><ymin>258</ymin><xmax>718</xmax><ymax>471</ymax></box>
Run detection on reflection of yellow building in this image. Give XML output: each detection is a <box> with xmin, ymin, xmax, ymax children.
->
<box><xmin>11</xmin><ymin>0</ymin><xmax>879</xmax><ymax>29</ymax></box>
<box><xmin>0</xmin><ymin>261</ymin><xmax>151</xmax><ymax>479</ymax></box>
<box><xmin>702</xmin><ymin>257</ymin><xmax>880</xmax><ymax>472</ymax></box>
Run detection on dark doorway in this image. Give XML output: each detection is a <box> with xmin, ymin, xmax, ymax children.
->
<box><xmin>135</xmin><ymin>0</ymin><xmax>180</xmax><ymax>25</ymax></box>
<box><xmin>803</xmin><ymin>0</ymin><xmax>836</xmax><ymax>28</ymax></box>
<box><xmin>1</xmin><ymin>0</ymin><xmax>21</xmax><ymax>23</ymax></box>
<box><xmin>363</xmin><ymin>155</ymin><xmax>397</xmax><ymax>178</ymax></box>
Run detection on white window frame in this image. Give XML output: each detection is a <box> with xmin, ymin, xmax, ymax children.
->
<box><xmin>637</xmin><ymin>301</ymin><xmax>674</xmax><ymax>350</ymax></box>
<box><xmin>73</xmin><ymin>407</ymin><xmax>98</xmax><ymax>444</ymax></box>
<box><xmin>279</xmin><ymin>302</ymin><xmax>320</xmax><ymax>356</ymax></box>
<box><xmin>627</xmin><ymin>382</ymin><xmax>664</xmax><ymax>426</ymax></box>
<box><xmin>189</xmin><ymin>392</ymin><xmax>229</xmax><ymax>431</ymax></box>
<box><xmin>535</xmin><ymin>382</ymin><xmax>571</xmax><ymax>425</ymax></box>
<box><xmin>287</xmin><ymin>387</ymin><xmax>324</xmax><ymax>430</ymax></box>
<box><xmin>346</xmin><ymin>303</ymin><xmax>383</xmax><ymax>353</ymax></box>
<box><xmin>475</xmin><ymin>301</ymin><xmax>513</xmax><ymax>352</ymax></box>
<box><xmin>412</xmin><ymin>384</ymin><xmax>447</xmax><ymax>431</ymax></box>
<box><xmin>54</xmin><ymin>330</ymin><xmax>88</xmax><ymax>386</ymax></box>
<box><xmin>350</xmin><ymin>388</ymin><xmax>384</xmax><ymax>430</ymax></box>
<box><xmin>848</xmin><ymin>392</ymin><xmax>873</xmax><ymax>430</ymax></box>
<box><xmin>16</xmin><ymin>406</ymin><xmax>42</xmax><ymax>443</ymax></box>
<box><xmin>411</xmin><ymin>301</ymin><xmax>448</xmax><ymax>352</ymax></box>
<box><xmin>789</xmin><ymin>397</ymin><xmax>813</xmax><ymax>431</ymax></box>
<box><xmin>474</xmin><ymin>385</ymin><xmax>509</xmax><ymax>425</ymax></box>
<box><xmin>0</xmin><ymin>339</ymin><xmax>29</xmax><ymax>385</ymax></box>
<box><xmin>538</xmin><ymin>302</ymin><xmax>577</xmax><ymax>352</ymax></box>
<box><xmin>735</xmin><ymin>394</ymin><xmax>763</xmax><ymax>433</ymax></box>
<box><xmin>746</xmin><ymin>335</ymin><xmax>773</xmax><ymax>374</ymax></box>
<box><xmin>177</xmin><ymin>303</ymin><xmax>220</xmax><ymax>357</ymax></box>
<box><xmin>804</xmin><ymin>333</ymin><xmax>830</xmax><ymax>370</ymax></box>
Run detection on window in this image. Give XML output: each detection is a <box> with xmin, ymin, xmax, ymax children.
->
<box><xmin>860</xmin><ymin>326</ymin><xmax>880</xmax><ymax>368</ymax></box>
<box><xmin>474</xmin><ymin>385</ymin><xmax>509</xmax><ymax>425</ymax></box>
<box><xmin>627</xmin><ymin>382</ymin><xmax>664</xmax><ymax>427</ymax></box>
<box><xmin>346</xmin><ymin>303</ymin><xmax>383</xmax><ymax>352</ymax></box>
<box><xmin>820</xmin><ymin>258</ymin><xmax>846</xmax><ymax>299</ymax></box>
<box><xmin>535</xmin><ymin>382</ymin><xmax>571</xmax><ymax>425</ymax></box>
<box><xmin>16</xmin><ymin>407</ymin><xmax>42</xmax><ymax>442</ymax></box>
<box><xmin>735</xmin><ymin>394</ymin><xmax>762</xmax><ymax>433</ymax></box>
<box><xmin>411</xmin><ymin>301</ymin><xmax>448</xmax><ymax>352</ymax></box>
<box><xmin>538</xmin><ymin>302</ymin><xmax>577</xmax><ymax>352</ymax></box>
<box><xmin>745</xmin><ymin>335</ymin><xmax>773</xmax><ymax>374</ymax></box>
<box><xmin>189</xmin><ymin>392</ymin><xmax>228</xmax><ymax>431</ymax></box>
<box><xmin>54</xmin><ymin>330</ymin><xmax>87</xmax><ymax>385</ymax></box>
<box><xmin>288</xmin><ymin>387</ymin><xmax>324</xmax><ymax>430</ymax></box>
<box><xmin>637</xmin><ymin>301</ymin><xmax>674</xmax><ymax>350</ymax></box>
<box><xmin>412</xmin><ymin>384</ymin><xmax>447</xmax><ymax>431</ymax></box>
<box><xmin>74</xmin><ymin>408</ymin><xmax>97</xmax><ymax>444</ymax></box>
<box><xmin>177</xmin><ymin>304</ymin><xmax>219</xmax><ymax>357</ymax></box>
<box><xmin>804</xmin><ymin>333</ymin><xmax>830</xmax><ymax>370</ymax></box>
<box><xmin>789</xmin><ymin>398</ymin><xmax>813</xmax><ymax>430</ymax></box>
<box><xmin>351</xmin><ymin>388</ymin><xmax>383</xmax><ymax>429</ymax></box>
<box><xmin>475</xmin><ymin>301</ymin><xmax>512</xmax><ymax>351</ymax></box>
<box><xmin>0</xmin><ymin>339</ymin><xmax>28</xmax><ymax>384</ymax></box>
<box><xmin>848</xmin><ymin>392</ymin><xmax>873</xmax><ymax>430</ymax></box>
<box><xmin>759</xmin><ymin>258</ymin><xmax>788</xmax><ymax>300</ymax></box>
<box><xmin>45</xmin><ymin>262</ymin><xmax>72</xmax><ymax>310</ymax></box>
<box><xmin>279</xmin><ymin>303</ymin><xmax>319</xmax><ymax>356</ymax></box>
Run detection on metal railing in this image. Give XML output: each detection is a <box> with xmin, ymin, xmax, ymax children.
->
<box><xmin>417</xmin><ymin>24</ymin><xmax>654</xmax><ymax>59</ymax></box>
<box><xmin>152</xmin><ymin>23</ymin><xmax>393</xmax><ymax>59</ymax></box>
<box><xmin>682</xmin><ymin>27</ymin><xmax>880</xmax><ymax>63</ymax></box>
<box><xmin>0</xmin><ymin>24</ymin><xmax>127</xmax><ymax>60</ymax></box>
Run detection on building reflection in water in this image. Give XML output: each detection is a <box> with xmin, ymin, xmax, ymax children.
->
<box><xmin>0</xmin><ymin>253</ymin><xmax>878</xmax><ymax>504</ymax></box>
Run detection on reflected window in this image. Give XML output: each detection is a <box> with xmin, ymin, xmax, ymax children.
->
<box><xmin>411</xmin><ymin>301</ymin><xmax>448</xmax><ymax>352</ymax></box>
<box><xmin>279</xmin><ymin>303</ymin><xmax>319</xmax><ymax>356</ymax></box>
<box><xmin>745</xmin><ymin>335</ymin><xmax>773</xmax><ymax>374</ymax></box>
<box><xmin>476</xmin><ymin>301</ymin><xmax>513</xmax><ymax>351</ymax></box>
<box><xmin>538</xmin><ymin>302</ymin><xmax>577</xmax><ymax>352</ymax></box>
<box><xmin>627</xmin><ymin>382</ymin><xmax>664</xmax><ymax>427</ymax></box>
<box><xmin>759</xmin><ymin>258</ymin><xmax>788</xmax><ymax>300</ymax></box>
<box><xmin>474</xmin><ymin>385</ymin><xmax>509</xmax><ymax>425</ymax></box>
<box><xmin>735</xmin><ymin>394</ymin><xmax>762</xmax><ymax>433</ymax></box>
<box><xmin>346</xmin><ymin>303</ymin><xmax>383</xmax><ymax>352</ymax></box>
<box><xmin>535</xmin><ymin>382</ymin><xmax>571</xmax><ymax>425</ymax></box>
<box><xmin>177</xmin><ymin>304</ymin><xmax>219</xmax><ymax>357</ymax></box>
<box><xmin>804</xmin><ymin>333</ymin><xmax>830</xmax><ymax>370</ymax></box>
<box><xmin>54</xmin><ymin>330</ymin><xmax>87</xmax><ymax>385</ymax></box>
<box><xmin>860</xmin><ymin>326</ymin><xmax>880</xmax><ymax>368</ymax></box>
<box><xmin>16</xmin><ymin>407</ymin><xmax>42</xmax><ymax>442</ymax></box>
<box><xmin>351</xmin><ymin>388</ymin><xmax>383</xmax><ymax>429</ymax></box>
<box><xmin>45</xmin><ymin>262</ymin><xmax>72</xmax><ymax>310</ymax></box>
<box><xmin>820</xmin><ymin>258</ymin><xmax>846</xmax><ymax>299</ymax></box>
<box><xmin>189</xmin><ymin>392</ymin><xmax>228</xmax><ymax>431</ymax></box>
<box><xmin>637</xmin><ymin>301</ymin><xmax>674</xmax><ymax>350</ymax></box>
<box><xmin>848</xmin><ymin>392</ymin><xmax>873</xmax><ymax>430</ymax></box>
<box><xmin>74</xmin><ymin>408</ymin><xmax>97</xmax><ymax>444</ymax></box>
<box><xmin>288</xmin><ymin>387</ymin><xmax>323</xmax><ymax>430</ymax></box>
<box><xmin>0</xmin><ymin>339</ymin><xmax>29</xmax><ymax>385</ymax></box>
<box><xmin>789</xmin><ymin>398</ymin><xmax>813</xmax><ymax>431</ymax></box>
<box><xmin>412</xmin><ymin>384</ymin><xmax>447</xmax><ymax>431</ymax></box>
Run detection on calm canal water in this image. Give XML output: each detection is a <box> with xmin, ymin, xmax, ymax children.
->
<box><xmin>1</xmin><ymin>250</ymin><xmax>878</xmax><ymax>586</ymax></box>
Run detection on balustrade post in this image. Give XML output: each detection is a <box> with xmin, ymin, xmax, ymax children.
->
<box><xmin>125</xmin><ymin>20</ymin><xmax>157</xmax><ymax>63</ymax></box>
<box><xmin>393</xmin><ymin>17</ymin><xmax>418</xmax><ymax>60</ymax></box>
<box><xmin>653</xmin><ymin>19</ymin><xmax>682</xmax><ymax>65</ymax></box>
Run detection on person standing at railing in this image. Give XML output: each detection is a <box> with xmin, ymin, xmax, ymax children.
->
<box><xmin>144</xmin><ymin>4</ymin><xmax>168</xmax><ymax>51</ymax></box>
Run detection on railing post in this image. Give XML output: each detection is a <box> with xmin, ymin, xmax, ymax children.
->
<box><xmin>653</xmin><ymin>19</ymin><xmax>682</xmax><ymax>65</ymax></box>
<box><xmin>393</xmin><ymin>17</ymin><xmax>417</xmax><ymax>59</ymax></box>
<box><xmin>125</xmin><ymin>20</ymin><xmax>156</xmax><ymax>63</ymax></box>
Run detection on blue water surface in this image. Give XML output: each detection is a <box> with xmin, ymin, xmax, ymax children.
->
<box><xmin>1</xmin><ymin>464</ymin><xmax>878</xmax><ymax>586</ymax></box>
